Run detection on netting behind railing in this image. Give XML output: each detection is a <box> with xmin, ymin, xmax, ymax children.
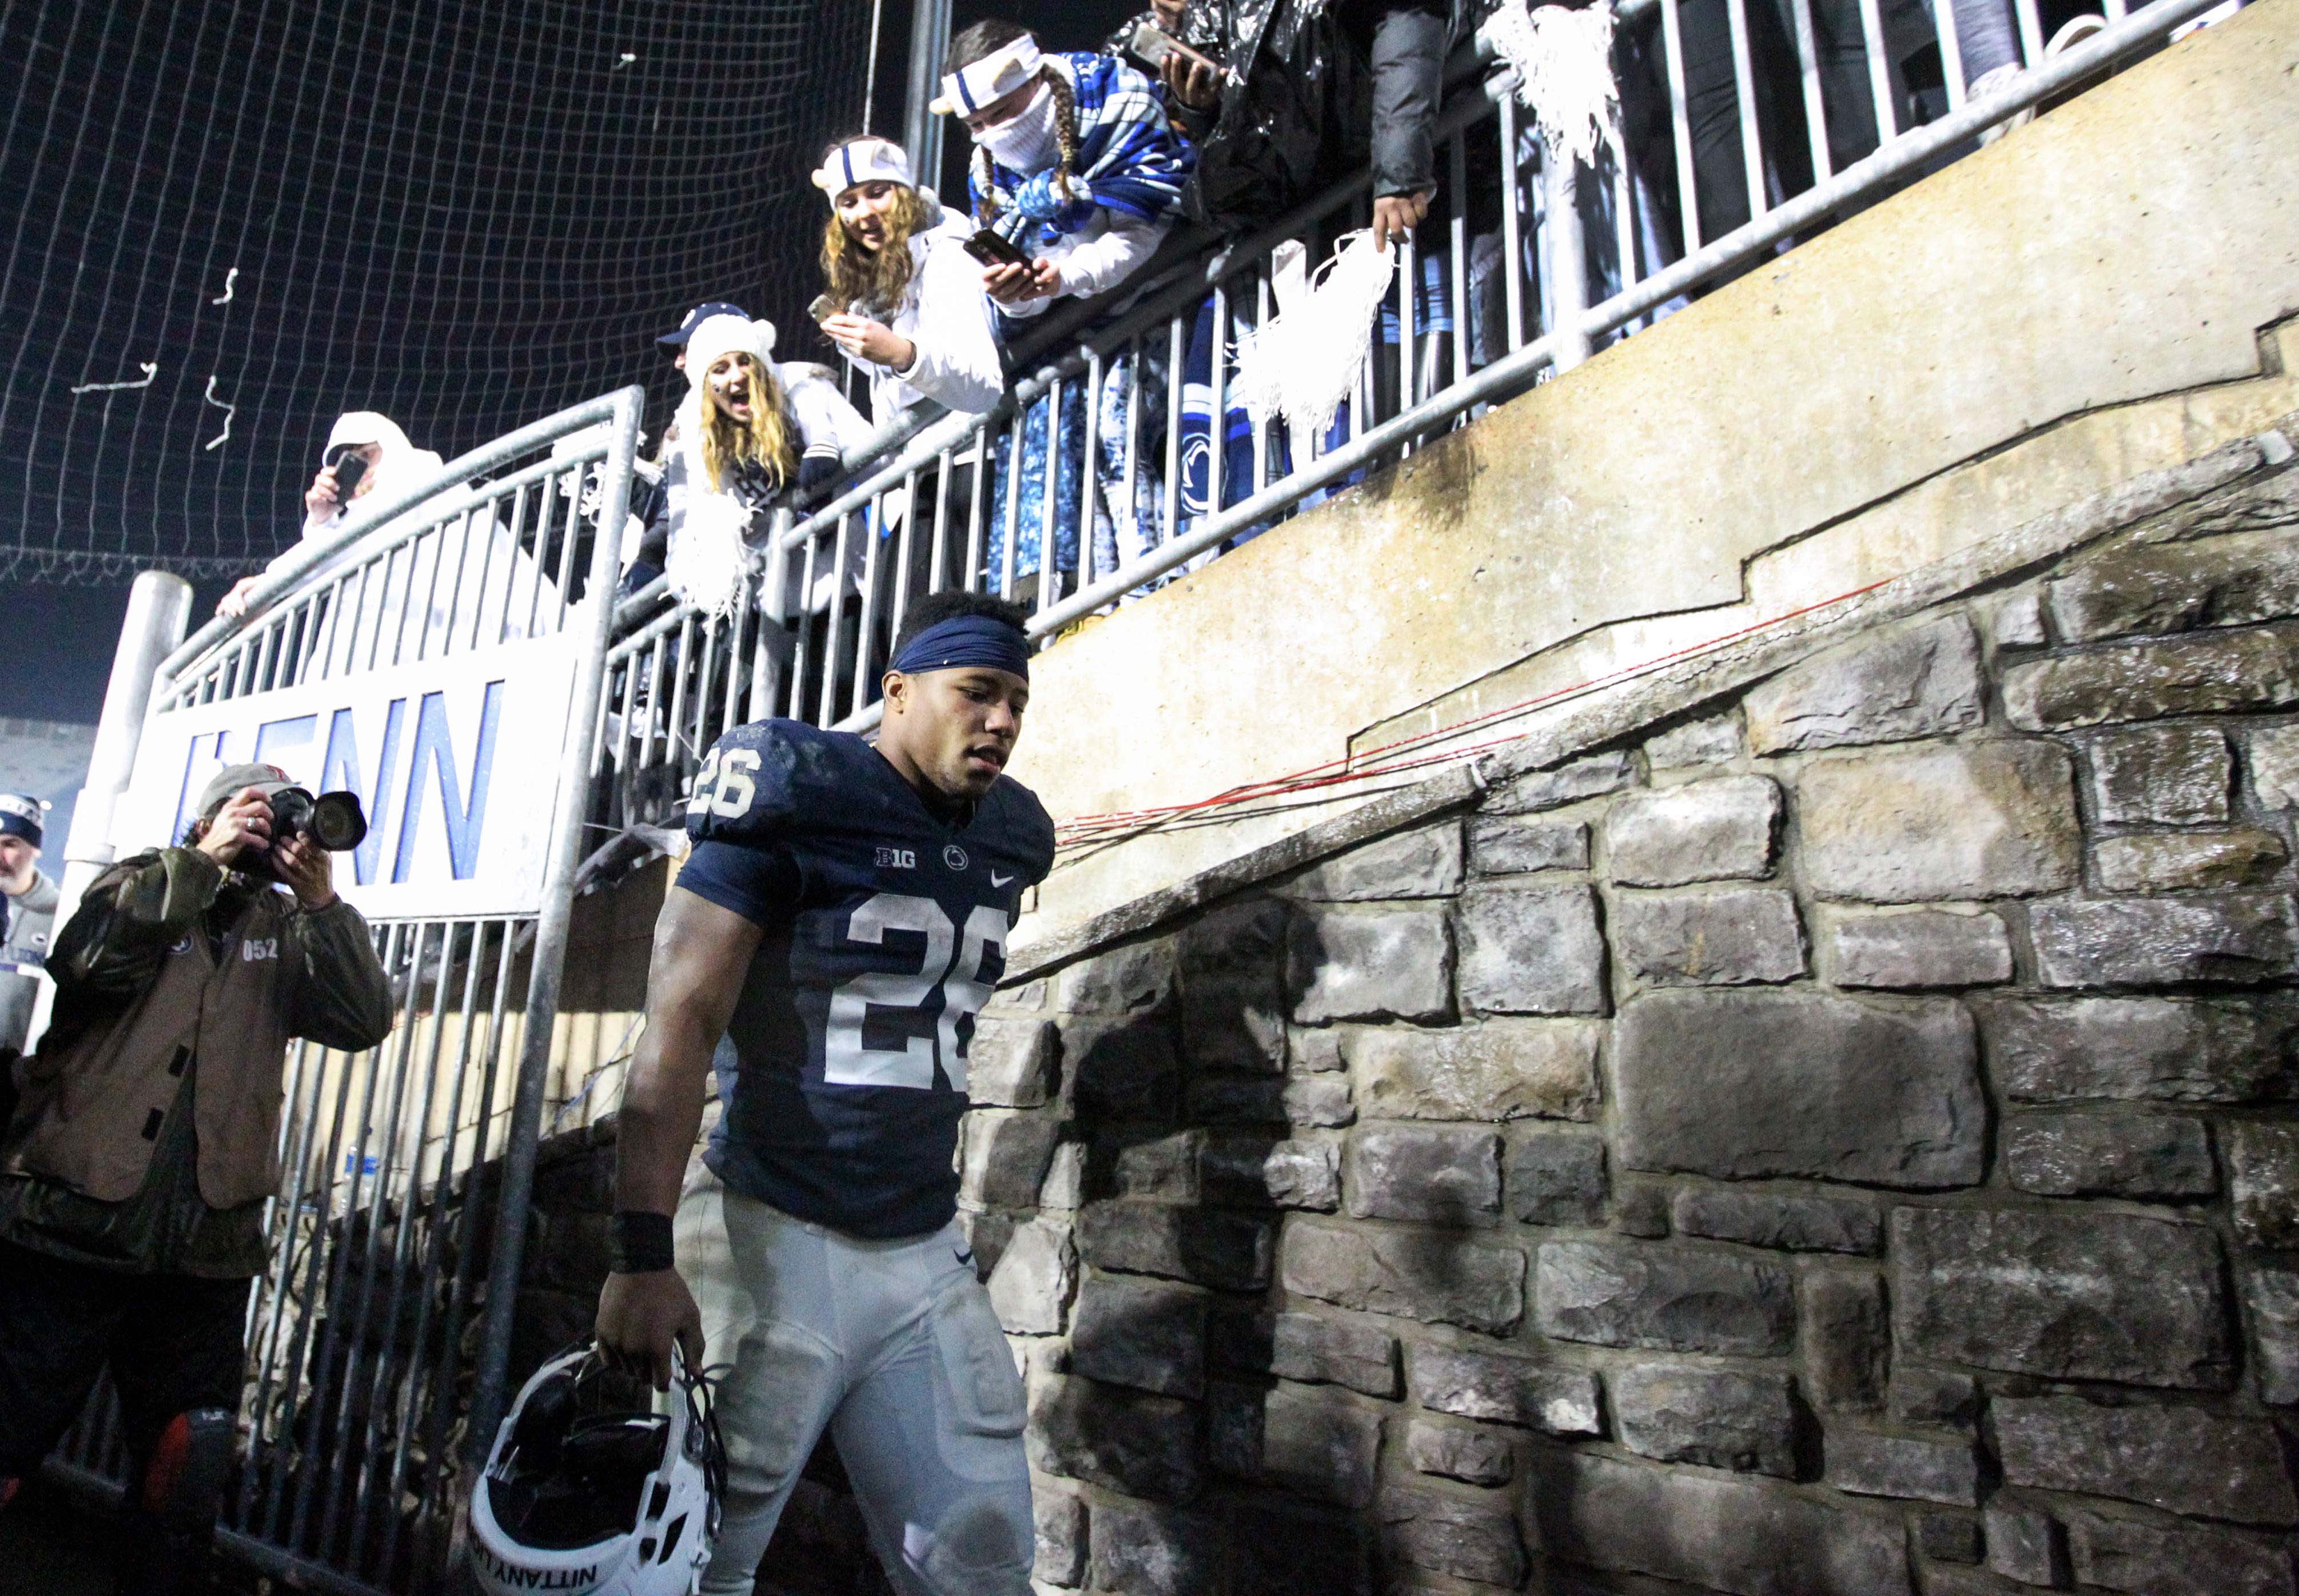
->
<box><xmin>0</xmin><ymin>0</ymin><xmax>871</xmax><ymax>585</ymax></box>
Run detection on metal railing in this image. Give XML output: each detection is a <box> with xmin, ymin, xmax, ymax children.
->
<box><xmin>591</xmin><ymin>0</ymin><xmax>2227</xmax><ymax>838</ymax></box>
<box><xmin>49</xmin><ymin>389</ymin><xmax>643</xmax><ymax>1595</ymax></box>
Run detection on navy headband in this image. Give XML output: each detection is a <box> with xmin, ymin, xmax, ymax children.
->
<box><xmin>890</xmin><ymin>614</ymin><xmax>1030</xmax><ymax>681</ymax></box>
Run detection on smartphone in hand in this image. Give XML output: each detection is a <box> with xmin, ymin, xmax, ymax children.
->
<box><xmin>330</xmin><ymin>452</ymin><xmax>368</xmax><ymax>500</ymax></box>
<box><xmin>1122</xmin><ymin>19</ymin><xmax>1220</xmax><ymax>80</ymax></box>
<box><xmin>963</xmin><ymin>228</ymin><xmax>1034</xmax><ymax>270</ymax></box>
<box><xmin>807</xmin><ymin>293</ymin><xmax>840</xmax><ymax>324</ymax></box>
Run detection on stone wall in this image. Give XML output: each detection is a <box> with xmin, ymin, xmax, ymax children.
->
<box><xmin>953</xmin><ymin>465</ymin><xmax>2299</xmax><ymax>1595</ymax></box>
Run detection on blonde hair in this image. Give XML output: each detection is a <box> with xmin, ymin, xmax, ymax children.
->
<box><xmin>971</xmin><ymin>64</ymin><xmax>1081</xmax><ymax>228</ymax></box>
<box><xmin>697</xmin><ymin>352</ymin><xmax>796</xmax><ymax>493</ymax></box>
<box><xmin>819</xmin><ymin>182</ymin><xmax>931</xmax><ymax>318</ymax></box>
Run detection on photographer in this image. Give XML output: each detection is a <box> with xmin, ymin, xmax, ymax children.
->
<box><xmin>0</xmin><ymin>763</ymin><xmax>392</xmax><ymax>1594</ymax></box>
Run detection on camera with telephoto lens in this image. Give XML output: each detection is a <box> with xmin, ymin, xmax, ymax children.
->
<box><xmin>267</xmin><ymin>787</ymin><xmax>369</xmax><ymax>853</ymax></box>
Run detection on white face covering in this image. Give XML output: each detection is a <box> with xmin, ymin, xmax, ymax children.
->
<box><xmin>975</xmin><ymin>82</ymin><xmax>1059</xmax><ymax>174</ymax></box>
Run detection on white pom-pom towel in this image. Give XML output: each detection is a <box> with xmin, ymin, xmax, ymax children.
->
<box><xmin>666</xmin><ymin>491</ymin><xmax>751</xmax><ymax>624</ymax></box>
<box><xmin>1480</xmin><ymin>0</ymin><xmax>1622</xmax><ymax>170</ymax></box>
<box><xmin>1229</xmin><ymin>230</ymin><xmax>1398</xmax><ymax>442</ymax></box>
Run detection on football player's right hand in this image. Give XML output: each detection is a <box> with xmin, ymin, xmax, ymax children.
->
<box><xmin>596</xmin><ymin>1269</ymin><xmax>704</xmax><ymax>1392</ymax></box>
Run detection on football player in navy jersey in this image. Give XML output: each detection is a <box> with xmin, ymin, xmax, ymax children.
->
<box><xmin>596</xmin><ymin>590</ymin><xmax>1054</xmax><ymax>1596</ymax></box>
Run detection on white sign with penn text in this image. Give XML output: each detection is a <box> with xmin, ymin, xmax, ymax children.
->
<box><xmin>114</xmin><ymin>632</ymin><xmax>581</xmax><ymax>919</ymax></box>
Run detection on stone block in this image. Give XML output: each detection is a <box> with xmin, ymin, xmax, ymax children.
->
<box><xmin>1917</xmin><ymin>1513</ymin><xmax>1984</xmax><ymax>1566</ymax></box>
<box><xmin>1890</xmin><ymin>1368</ymin><xmax>1978</xmax><ymax>1430</ymax></box>
<box><xmin>1062</xmin><ymin>1016</ymin><xmax>1181</xmax><ymax>1122</ymax></box>
<box><xmin>1186</xmin><ymin>1074</ymin><xmax>1286</xmax><ymax>1124</ymax></box>
<box><xmin>2090</xmin><ymin>724</ymin><xmax>2233</xmax><ymax>824</ymax></box>
<box><xmin>1058</xmin><ymin>938</ymin><xmax>1177</xmax><ymax>1016</ymax></box>
<box><xmin>1525</xmin><ymin>1448</ymin><xmax>1914</xmax><ymax>1595</ymax></box>
<box><xmin>955</xmin><ymin>1210</ymin><xmax>1014</xmax><ymax>1279</ymax></box>
<box><xmin>959</xmin><ymin>1110</ymin><xmax>1061</xmax><ymax>1210</ymax></box>
<box><xmin>987</xmin><ymin>1218</ymin><xmax>1075</xmax><ymax>1335</ymax></box>
<box><xmin>1614</xmin><ymin>1184</ymin><xmax>1671</xmax><ymax>1237</ymax></box>
<box><xmin>1286</xmin><ymin>823</ymin><xmax>1464</xmax><ymax>901</ymax></box>
<box><xmin>2232</xmin><ymin>1121</ymin><xmax>2299</xmax><ymax>1248</ymax></box>
<box><xmin>967</xmin><ymin>1016</ymin><xmax>1059</xmax><ymax>1108</ymax></box>
<box><xmin>1224</xmin><ymin>1498</ymin><xmax>1371</xmax><ymax>1596</ymax></box>
<box><xmin>2002</xmin><ymin>623</ymin><xmax>2299</xmax><ymax>731</ymax></box>
<box><xmin>1107</xmin><ymin>1130</ymin><xmax>1205</xmax><ymax>1202</ymax></box>
<box><xmin>1536</xmin><ymin>1239</ymin><xmax>1794</xmax><ymax>1355</ymax></box>
<box><xmin>1507</xmin><ymin>1132</ymin><xmax>1608</xmax><ymax>1227</ymax></box>
<box><xmin>1039</xmin><ymin>1140</ymin><xmax>1085</xmax><ymax>1209</ymax></box>
<box><xmin>1290</xmin><ymin>1027</ymin><xmax>1345</xmax><ymax>1072</ymax></box>
<box><xmin>2033</xmin><ymin>893</ymin><xmax>2298</xmax><ymax>986</ymax></box>
<box><xmin>1087</xmin><ymin>1497</ymin><xmax>1215</xmax><ymax>1596</ymax></box>
<box><xmin>1033</xmin><ymin>1487</ymin><xmax>1087</xmax><ymax>1587</ymax></box>
<box><xmin>1746</xmin><ymin>613</ymin><xmax>1985</xmax><ymax>753</ymax></box>
<box><xmin>1483</xmin><ymin>751</ymin><xmax>1637</xmax><ymax>815</ymax></box>
<box><xmin>1798</xmin><ymin>741</ymin><xmax>2080</xmax><ymax>902</ymax></box>
<box><xmin>2253</xmin><ymin>725</ymin><xmax>2299</xmax><ymax>809</ymax></box>
<box><xmin>1801</xmin><ymin>1268</ymin><xmax>1890</xmax><ymax>1412</ymax></box>
<box><xmin>1891</xmin><ymin>1207</ymin><xmax>2234</xmax><ymax>1388</ymax></box>
<box><xmin>1070</xmin><ymin>1273</ymin><xmax>1208</xmax><ymax>1399</ymax></box>
<box><xmin>2249</xmin><ymin>1265</ymin><xmax>2299</xmax><ymax>1406</ymax></box>
<box><xmin>1076</xmin><ymin>1200</ymin><xmax>1273</xmax><ymax>1292</ymax></box>
<box><xmin>2045</xmin><ymin>528</ymin><xmax>2299</xmax><ymax>641</ymax></box>
<box><xmin>1260</xmin><ymin>1135</ymin><xmax>1343</xmax><ymax>1211</ymax></box>
<box><xmin>1455</xmin><ymin>883</ymin><xmax>1608</xmax><ymax>1015</ymax></box>
<box><xmin>1378</xmin><ymin>1487</ymin><xmax>1526</xmax><ymax>1589</ymax></box>
<box><xmin>1282</xmin><ymin>1073</ymin><xmax>1356</xmax><ymax>1128</ymax></box>
<box><xmin>1671</xmin><ymin>1188</ymin><xmax>1880</xmax><ymax>1254</ymax></box>
<box><xmin>2068</xmin><ymin>1509</ymin><xmax>2298</xmax><ymax>1596</ymax></box>
<box><xmin>1197</xmin><ymin>1132</ymin><xmax>1336</xmax><ymax>1210</ymax></box>
<box><xmin>1213</xmin><ymin>1307</ymin><xmax>1400</xmax><ymax>1397</ymax></box>
<box><xmin>1025</xmin><ymin>1374</ymin><xmax>1201</xmax><ymax>1502</ymax></box>
<box><xmin>1349</xmin><ymin>1020</ymin><xmax>1601</xmax><ymax>1123</ymax></box>
<box><xmin>1178</xmin><ymin>898</ymin><xmax>1290</xmax><ymax>1075</ymax></box>
<box><xmin>1344</xmin><ymin>1124</ymin><xmax>1502</xmax><ymax>1227</ymax></box>
<box><xmin>1406</xmin><ymin>1419</ymin><xmax>1513</xmax><ymax>1485</ymax></box>
<box><xmin>1282</xmin><ymin>1219</ymin><xmax>1525</xmax><ymax>1333</ymax></box>
<box><xmin>1409</xmin><ymin>1343</ymin><xmax>1602</xmax><ymax>1435</ymax></box>
<box><xmin>1615</xmin><ymin>990</ymin><xmax>1983</xmax><ymax>1187</ymax></box>
<box><xmin>1991</xmin><ymin>589</ymin><xmax>2049</xmax><ymax>647</ymax></box>
<box><xmin>2003</xmin><ymin>1114</ymin><xmax>2216</xmax><ymax>1198</ymax></box>
<box><xmin>1647</xmin><ymin>709</ymin><xmax>1746</xmax><ymax>767</ymax></box>
<box><xmin>1613</xmin><ymin>887</ymin><xmax>1807</xmax><ymax>985</ymax></box>
<box><xmin>1827</xmin><ymin>908</ymin><xmax>2014</xmax><ymax>989</ymax></box>
<box><xmin>1468</xmin><ymin>814</ymin><xmax>1589</xmax><ymax>875</ymax></box>
<box><xmin>1993</xmin><ymin>1395</ymin><xmax>2297</xmax><ymax>1526</ymax></box>
<box><xmin>2095</xmin><ymin>828</ymin><xmax>2288</xmax><ymax>892</ymax></box>
<box><xmin>1608</xmin><ymin>776</ymin><xmax>1782</xmax><ymax>885</ymax></box>
<box><xmin>1824</xmin><ymin>1430</ymin><xmax>1978</xmax><ymax>1505</ymax></box>
<box><xmin>1608</xmin><ymin>1364</ymin><xmax>1799</xmax><ymax>1476</ymax></box>
<box><xmin>1289</xmin><ymin>907</ymin><xmax>1455</xmax><ymax>1024</ymax></box>
<box><xmin>1977</xmin><ymin>994</ymin><xmax>2298</xmax><ymax>1103</ymax></box>
<box><xmin>1983</xmin><ymin>1504</ymin><xmax>2067</xmax><ymax>1587</ymax></box>
<box><xmin>1210</xmin><ymin>1382</ymin><xmax>1382</xmax><ymax>1507</ymax></box>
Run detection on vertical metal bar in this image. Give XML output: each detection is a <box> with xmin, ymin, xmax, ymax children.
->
<box><xmin>689</xmin><ymin>609</ymin><xmax>722</xmax><ymax>759</ymax></box>
<box><xmin>551</xmin><ymin>470</ymin><xmax>583</xmax><ymax>635</ymax></box>
<box><xmin>1855</xmin><ymin>0</ymin><xmax>1902</xmax><ymax>144</ymax></box>
<box><xmin>928</xmin><ymin>452</ymin><xmax>954</xmax><ymax>596</ymax></box>
<box><xmin>1162</xmin><ymin>312</ymin><xmax>1184</xmax><ymax>546</ymax></box>
<box><xmin>720</xmin><ymin>586</ymin><xmax>751</xmax><ymax>738</ymax></box>
<box><xmin>2010</xmin><ymin>0</ymin><xmax>2046</xmax><ymax>66</ymax></box>
<box><xmin>464</xmin><ymin>490</ymin><xmax>505</xmax><ymax>655</ymax></box>
<box><xmin>1933</xmin><ymin>0</ymin><xmax>1969</xmax><ymax>109</ymax></box>
<box><xmin>1035</xmin><ymin>376</ymin><xmax>1064</xmax><ymax>617</ymax></box>
<box><xmin>1080</xmin><ymin>354</ymin><xmax>1102</xmax><ymax>588</ymax></box>
<box><xmin>1449</xmin><ymin>132</ymin><xmax>1471</xmax><ymax>391</ymax></box>
<box><xmin>848</xmin><ymin>493</ymin><xmax>886</xmax><ymax>721</ymax></box>
<box><xmin>1396</xmin><ymin>226</ymin><xmax>1417</xmax><ymax>434</ymax></box>
<box><xmin>785</xmin><ymin>536</ymin><xmax>816</xmax><ymax>719</ymax></box>
<box><xmin>1498</xmin><ymin>85</ymin><xmax>1528</xmax><ymax>351</ymax></box>
<box><xmin>463</xmin><ymin>384</ymin><xmax>642</xmax><ymax>1475</ymax></box>
<box><xmin>1208</xmin><ymin>286</ymin><xmax>1230</xmax><ymax>521</ymax></box>
<box><xmin>1544</xmin><ymin>147</ymin><xmax>1595</xmax><ymax>372</ymax></box>
<box><xmin>751</xmin><ymin>508</ymin><xmax>794</xmax><ymax>725</ymax></box>
<box><xmin>891</xmin><ymin>467</ymin><xmax>921</xmax><ymax>637</ymax></box>
<box><xmin>1790</xmin><ymin>0</ymin><xmax>1835</xmax><ymax>181</ymax></box>
<box><xmin>1000</xmin><ymin>418</ymin><xmax>1023</xmax><ymax>601</ymax></box>
<box><xmin>1251</xmin><ymin>277</ymin><xmax>1272</xmax><ymax>486</ymax></box>
<box><xmin>664</xmin><ymin>612</ymin><xmax>698</xmax><ymax>768</ymax></box>
<box><xmin>1661</xmin><ymin>0</ymin><xmax>1702</xmax><ymax>250</ymax></box>
<box><xmin>1723</xmin><ymin>0</ymin><xmax>1770</xmax><ymax>216</ymax></box>
<box><xmin>819</xmin><ymin>511</ymin><xmax>854</xmax><ymax>725</ymax></box>
<box><xmin>1121</xmin><ymin>340</ymin><xmax>1144</xmax><ymax>553</ymax></box>
<box><xmin>962</xmin><ymin>429</ymin><xmax>989</xmax><ymax>593</ymax></box>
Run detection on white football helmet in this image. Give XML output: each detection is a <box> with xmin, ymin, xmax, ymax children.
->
<box><xmin>471</xmin><ymin>1342</ymin><xmax>723</xmax><ymax>1596</ymax></box>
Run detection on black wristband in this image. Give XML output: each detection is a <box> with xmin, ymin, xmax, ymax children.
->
<box><xmin>609</xmin><ymin>1210</ymin><xmax>676</xmax><ymax>1274</ymax></box>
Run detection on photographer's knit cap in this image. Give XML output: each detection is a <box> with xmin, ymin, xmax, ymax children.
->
<box><xmin>197</xmin><ymin>763</ymin><xmax>294</xmax><ymax>820</ymax></box>
<box><xmin>0</xmin><ymin>792</ymin><xmax>47</xmax><ymax>847</ymax></box>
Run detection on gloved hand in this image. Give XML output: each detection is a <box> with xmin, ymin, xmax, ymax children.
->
<box><xmin>1012</xmin><ymin>170</ymin><xmax>1097</xmax><ymax>234</ymax></box>
<box><xmin>798</xmin><ymin>452</ymin><xmax>843</xmax><ymax>494</ymax></box>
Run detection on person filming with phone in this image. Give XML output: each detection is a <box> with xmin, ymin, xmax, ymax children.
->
<box><xmin>0</xmin><ymin>762</ymin><xmax>393</xmax><ymax>1595</ymax></box>
<box><xmin>933</xmin><ymin>20</ymin><xmax>1193</xmax><ymax>320</ymax></box>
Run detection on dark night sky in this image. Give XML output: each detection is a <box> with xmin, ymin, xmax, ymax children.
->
<box><xmin>2</xmin><ymin>0</ymin><xmax>1136</xmax><ymax>729</ymax></box>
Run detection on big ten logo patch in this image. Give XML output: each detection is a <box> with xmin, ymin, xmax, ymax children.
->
<box><xmin>240</xmin><ymin>936</ymin><xmax>281</xmax><ymax>963</ymax></box>
<box><xmin>875</xmin><ymin>846</ymin><xmax>917</xmax><ymax>870</ymax></box>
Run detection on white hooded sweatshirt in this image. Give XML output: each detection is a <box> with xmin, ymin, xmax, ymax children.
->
<box><xmin>834</xmin><ymin>192</ymin><xmax>1005</xmax><ymax>427</ymax></box>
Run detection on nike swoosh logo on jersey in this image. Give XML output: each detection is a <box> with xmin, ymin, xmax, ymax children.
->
<box><xmin>991</xmin><ymin>872</ymin><xmax>1015</xmax><ymax>888</ymax></box>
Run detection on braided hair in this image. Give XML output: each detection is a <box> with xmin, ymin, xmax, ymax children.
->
<box><xmin>946</xmin><ymin>20</ymin><xmax>1081</xmax><ymax>228</ymax></box>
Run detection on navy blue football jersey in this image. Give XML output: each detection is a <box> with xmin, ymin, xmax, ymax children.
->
<box><xmin>675</xmin><ymin>719</ymin><xmax>1056</xmax><ymax>1238</ymax></box>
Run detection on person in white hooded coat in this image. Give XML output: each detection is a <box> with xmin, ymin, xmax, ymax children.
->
<box><xmin>811</xmin><ymin>137</ymin><xmax>1004</xmax><ymax>430</ymax></box>
<box><xmin>217</xmin><ymin>412</ymin><xmax>556</xmax><ymax>673</ymax></box>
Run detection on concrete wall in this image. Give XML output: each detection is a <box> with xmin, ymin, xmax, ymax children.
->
<box><xmin>959</xmin><ymin>460</ymin><xmax>2299</xmax><ymax>1595</ymax></box>
<box><xmin>1009</xmin><ymin>0</ymin><xmax>2299</xmax><ymax>964</ymax></box>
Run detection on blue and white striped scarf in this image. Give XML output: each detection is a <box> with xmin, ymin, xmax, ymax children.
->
<box><xmin>972</xmin><ymin>53</ymin><xmax>1195</xmax><ymax>249</ymax></box>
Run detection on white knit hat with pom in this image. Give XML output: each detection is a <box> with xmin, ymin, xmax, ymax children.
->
<box><xmin>683</xmin><ymin>314</ymin><xmax>776</xmax><ymax>392</ymax></box>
